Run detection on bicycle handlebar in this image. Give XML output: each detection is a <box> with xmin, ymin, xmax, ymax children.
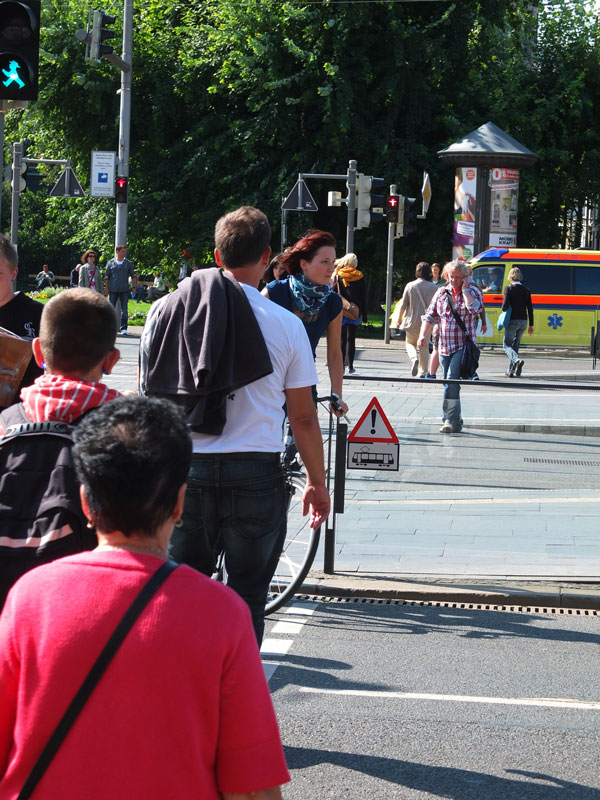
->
<box><xmin>316</xmin><ymin>395</ymin><xmax>349</xmax><ymax>423</ymax></box>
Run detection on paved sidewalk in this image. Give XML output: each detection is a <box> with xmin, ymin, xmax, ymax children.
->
<box><xmin>109</xmin><ymin>330</ymin><xmax>600</xmax><ymax>609</ymax></box>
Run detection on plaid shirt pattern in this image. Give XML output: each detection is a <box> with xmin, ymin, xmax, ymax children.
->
<box><xmin>424</xmin><ymin>285</ymin><xmax>482</xmax><ymax>356</ymax></box>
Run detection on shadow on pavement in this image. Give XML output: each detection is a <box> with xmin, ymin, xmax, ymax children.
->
<box><xmin>284</xmin><ymin>746</ymin><xmax>598</xmax><ymax>799</ymax></box>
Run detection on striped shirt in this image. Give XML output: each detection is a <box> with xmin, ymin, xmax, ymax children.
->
<box><xmin>424</xmin><ymin>285</ymin><xmax>482</xmax><ymax>356</ymax></box>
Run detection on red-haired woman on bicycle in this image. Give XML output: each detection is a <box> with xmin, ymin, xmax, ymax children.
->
<box><xmin>262</xmin><ymin>229</ymin><xmax>348</xmax><ymax>417</ymax></box>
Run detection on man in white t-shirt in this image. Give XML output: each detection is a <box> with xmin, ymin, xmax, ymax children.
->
<box><xmin>140</xmin><ymin>206</ymin><xmax>329</xmax><ymax>644</ymax></box>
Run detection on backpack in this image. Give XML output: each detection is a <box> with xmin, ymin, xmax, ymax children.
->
<box><xmin>0</xmin><ymin>403</ymin><xmax>96</xmax><ymax>609</ymax></box>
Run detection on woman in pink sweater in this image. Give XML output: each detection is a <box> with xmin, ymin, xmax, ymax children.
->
<box><xmin>0</xmin><ymin>396</ymin><xmax>288</xmax><ymax>800</ymax></box>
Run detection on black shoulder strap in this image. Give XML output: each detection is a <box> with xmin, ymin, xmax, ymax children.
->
<box><xmin>445</xmin><ymin>290</ymin><xmax>467</xmax><ymax>333</ymax></box>
<box><xmin>18</xmin><ymin>560</ymin><xmax>178</xmax><ymax>800</ymax></box>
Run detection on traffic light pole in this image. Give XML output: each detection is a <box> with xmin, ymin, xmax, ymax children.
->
<box><xmin>10</xmin><ymin>141</ymin><xmax>22</xmax><ymax>247</ymax></box>
<box><xmin>346</xmin><ymin>159</ymin><xmax>357</xmax><ymax>252</ymax></box>
<box><xmin>384</xmin><ymin>183</ymin><xmax>397</xmax><ymax>345</ymax></box>
<box><xmin>115</xmin><ymin>0</ymin><xmax>132</xmax><ymax>248</ymax></box>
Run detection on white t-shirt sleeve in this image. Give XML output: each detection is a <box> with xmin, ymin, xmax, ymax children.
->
<box><xmin>284</xmin><ymin>316</ymin><xmax>318</xmax><ymax>389</ymax></box>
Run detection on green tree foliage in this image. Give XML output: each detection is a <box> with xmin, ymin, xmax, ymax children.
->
<box><xmin>2</xmin><ymin>0</ymin><xmax>599</xmax><ymax>298</ymax></box>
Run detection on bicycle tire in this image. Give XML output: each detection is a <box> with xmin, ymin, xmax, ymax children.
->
<box><xmin>265</xmin><ymin>471</ymin><xmax>320</xmax><ymax>615</ymax></box>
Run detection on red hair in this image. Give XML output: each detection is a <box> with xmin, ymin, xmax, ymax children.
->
<box><xmin>280</xmin><ymin>229</ymin><xmax>336</xmax><ymax>276</ymax></box>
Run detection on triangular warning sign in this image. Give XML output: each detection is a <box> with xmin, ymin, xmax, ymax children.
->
<box><xmin>281</xmin><ymin>180</ymin><xmax>318</xmax><ymax>212</ymax></box>
<box><xmin>49</xmin><ymin>170</ymin><xmax>67</xmax><ymax>197</ymax></box>
<box><xmin>348</xmin><ymin>397</ymin><xmax>398</xmax><ymax>443</ymax></box>
<box><xmin>49</xmin><ymin>168</ymin><xmax>85</xmax><ymax>198</ymax></box>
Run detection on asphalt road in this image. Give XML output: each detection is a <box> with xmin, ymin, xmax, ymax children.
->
<box><xmin>264</xmin><ymin>598</ymin><xmax>600</xmax><ymax>799</ymax></box>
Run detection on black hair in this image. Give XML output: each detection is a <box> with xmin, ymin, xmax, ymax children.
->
<box><xmin>73</xmin><ymin>396</ymin><xmax>192</xmax><ymax>538</ymax></box>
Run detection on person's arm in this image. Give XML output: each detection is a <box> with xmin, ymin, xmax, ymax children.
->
<box><xmin>285</xmin><ymin>386</ymin><xmax>330</xmax><ymax>529</ymax></box>
<box><xmin>129</xmin><ymin>262</ymin><xmax>137</xmax><ymax>290</ymax></box>
<box><xmin>325</xmin><ymin>312</ymin><xmax>348</xmax><ymax>416</ymax></box>
<box><xmin>502</xmin><ymin>285</ymin><xmax>510</xmax><ymax>312</ymax></box>
<box><xmin>461</xmin><ymin>275</ymin><xmax>481</xmax><ymax>312</ymax></box>
<box><xmin>527</xmin><ymin>289</ymin><xmax>534</xmax><ymax>331</ymax></box>
<box><xmin>222</xmin><ymin>789</ymin><xmax>282</xmax><ymax>800</ymax></box>
<box><xmin>104</xmin><ymin>263</ymin><xmax>110</xmax><ymax>295</ymax></box>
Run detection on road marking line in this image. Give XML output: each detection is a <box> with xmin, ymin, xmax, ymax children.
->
<box><xmin>299</xmin><ymin>687</ymin><xmax>600</xmax><ymax>710</ymax></box>
<box><xmin>261</xmin><ymin>638</ymin><xmax>293</xmax><ymax>656</ymax></box>
<box><xmin>271</xmin><ymin>620</ymin><xmax>305</xmax><ymax>634</ymax></box>
<box><xmin>262</xmin><ymin>602</ymin><xmax>319</xmax><ymax>683</ymax></box>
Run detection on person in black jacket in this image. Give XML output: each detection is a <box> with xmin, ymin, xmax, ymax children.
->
<box><xmin>502</xmin><ymin>267</ymin><xmax>534</xmax><ymax>377</ymax></box>
<box><xmin>333</xmin><ymin>253</ymin><xmax>368</xmax><ymax>374</ymax></box>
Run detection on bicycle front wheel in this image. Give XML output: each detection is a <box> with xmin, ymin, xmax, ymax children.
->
<box><xmin>266</xmin><ymin>471</ymin><xmax>320</xmax><ymax>615</ymax></box>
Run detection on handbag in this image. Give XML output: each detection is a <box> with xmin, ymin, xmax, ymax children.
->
<box><xmin>334</xmin><ymin>278</ymin><xmax>360</xmax><ymax>321</ymax></box>
<box><xmin>497</xmin><ymin>307</ymin><xmax>511</xmax><ymax>330</ymax></box>
<box><xmin>445</xmin><ymin>290</ymin><xmax>480</xmax><ymax>379</ymax></box>
<box><xmin>18</xmin><ymin>559</ymin><xmax>178</xmax><ymax>800</ymax></box>
<box><xmin>340</xmin><ymin>296</ymin><xmax>360</xmax><ymax>321</ymax></box>
<box><xmin>497</xmin><ymin>286</ymin><xmax>512</xmax><ymax>330</ymax></box>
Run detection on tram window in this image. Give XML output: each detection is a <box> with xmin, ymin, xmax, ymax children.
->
<box><xmin>517</xmin><ymin>264</ymin><xmax>571</xmax><ymax>294</ymax></box>
<box><xmin>574</xmin><ymin>267</ymin><xmax>600</xmax><ymax>294</ymax></box>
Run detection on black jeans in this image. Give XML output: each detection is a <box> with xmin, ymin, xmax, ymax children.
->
<box><xmin>341</xmin><ymin>324</ymin><xmax>357</xmax><ymax>369</ymax></box>
<box><xmin>168</xmin><ymin>452</ymin><xmax>286</xmax><ymax>645</ymax></box>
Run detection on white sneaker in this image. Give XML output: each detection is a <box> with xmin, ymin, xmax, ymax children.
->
<box><xmin>439</xmin><ymin>421</ymin><xmax>454</xmax><ymax>434</ymax></box>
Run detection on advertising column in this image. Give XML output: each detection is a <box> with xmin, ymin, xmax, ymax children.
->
<box><xmin>488</xmin><ymin>167</ymin><xmax>519</xmax><ymax>247</ymax></box>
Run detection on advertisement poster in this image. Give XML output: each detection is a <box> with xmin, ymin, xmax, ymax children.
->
<box><xmin>488</xmin><ymin>167</ymin><xmax>519</xmax><ymax>247</ymax></box>
<box><xmin>453</xmin><ymin>167</ymin><xmax>477</xmax><ymax>260</ymax></box>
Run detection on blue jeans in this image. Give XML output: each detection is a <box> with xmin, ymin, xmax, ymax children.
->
<box><xmin>109</xmin><ymin>290</ymin><xmax>130</xmax><ymax>331</ymax></box>
<box><xmin>503</xmin><ymin>319</ymin><xmax>527</xmax><ymax>371</ymax></box>
<box><xmin>168</xmin><ymin>453</ymin><xmax>286</xmax><ymax>645</ymax></box>
<box><xmin>440</xmin><ymin>349</ymin><xmax>463</xmax><ymax>428</ymax></box>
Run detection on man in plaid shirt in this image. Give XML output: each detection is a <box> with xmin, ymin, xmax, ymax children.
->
<box><xmin>418</xmin><ymin>260</ymin><xmax>482</xmax><ymax>434</ymax></box>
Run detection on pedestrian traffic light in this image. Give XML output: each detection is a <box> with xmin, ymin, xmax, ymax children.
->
<box><xmin>0</xmin><ymin>0</ymin><xmax>40</xmax><ymax>101</ymax></box>
<box><xmin>385</xmin><ymin>194</ymin><xmax>400</xmax><ymax>223</ymax></box>
<box><xmin>90</xmin><ymin>9</ymin><xmax>115</xmax><ymax>61</ymax></box>
<box><xmin>115</xmin><ymin>175</ymin><xmax>128</xmax><ymax>203</ymax></box>
<box><xmin>403</xmin><ymin>196</ymin><xmax>418</xmax><ymax>236</ymax></box>
<box><xmin>355</xmin><ymin>174</ymin><xmax>385</xmax><ymax>229</ymax></box>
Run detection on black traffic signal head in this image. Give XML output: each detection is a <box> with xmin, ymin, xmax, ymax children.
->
<box><xmin>90</xmin><ymin>9</ymin><xmax>116</xmax><ymax>60</ymax></box>
<box><xmin>403</xmin><ymin>197</ymin><xmax>418</xmax><ymax>235</ymax></box>
<box><xmin>115</xmin><ymin>175</ymin><xmax>128</xmax><ymax>203</ymax></box>
<box><xmin>0</xmin><ymin>0</ymin><xmax>40</xmax><ymax>101</ymax></box>
<box><xmin>385</xmin><ymin>194</ymin><xmax>400</xmax><ymax>223</ymax></box>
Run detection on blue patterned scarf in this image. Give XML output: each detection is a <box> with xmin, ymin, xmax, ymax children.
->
<box><xmin>288</xmin><ymin>273</ymin><xmax>332</xmax><ymax>315</ymax></box>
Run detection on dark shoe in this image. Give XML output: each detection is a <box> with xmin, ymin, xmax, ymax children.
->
<box><xmin>506</xmin><ymin>369</ymin><xmax>515</xmax><ymax>377</ymax></box>
<box><xmin>424</xmin><ymin>373</ymin><xmax>437</xmax><ymax>379</ymax></box>
<box><xmin>515</xmin><ymin>359</ymin><xmax>524</xmax><ymax>377</ymax></box>
<box><xmin>411</xmin><ymin>360</ymin><xmax>419</xmax><ymax>377</ymax></box>
<box><xmin>348</xmin><ymin>367</ymin><xmax>356</xmax><ymax>374</ymax></box>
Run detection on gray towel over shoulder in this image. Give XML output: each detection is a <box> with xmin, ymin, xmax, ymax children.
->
<box><xmin>145</xmin><ymin>268</ymin><xmax>273</xmax><ymax>434</ymax></box>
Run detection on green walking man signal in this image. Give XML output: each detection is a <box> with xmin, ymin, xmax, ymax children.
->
<box><xmin>0</xmin><ymin>0</ymin><xmax>41</xmax><ymax>100</ymax></box>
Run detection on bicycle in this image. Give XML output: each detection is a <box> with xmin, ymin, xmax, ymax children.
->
<box><xmin>265</xmin><ymin>394</ymin><xmax>347</xmax><ymax>614</ymax></box>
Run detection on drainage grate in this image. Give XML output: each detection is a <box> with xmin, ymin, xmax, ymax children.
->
<box><xmin>524</xmin><ymin>457</ymin><xmax>600</xmax><ymax>467</ymax></box>
<box><xmin>295</xmin><ymin>595</ymin><xmax>600</xmax><ymax>615</ymax></box>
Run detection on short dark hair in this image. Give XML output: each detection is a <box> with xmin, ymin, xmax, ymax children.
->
<box><xmin>280</xmin><ymin>229</ymin><xmax>337</xmax><ymax>276</ymax></box>
<box><xmin>40</xmin><ymin>288</ymin><xmax>117</xmax><ymax>374</ymax></box>
<box><xmin>0</xmin><ymin>233</ymin><xmax>18</xmax><ymax>270</ymax></box>
<box><xmin>214</xmin><ymin>206</ymin><xmax>271</xmax><ymax>269</ymax></box>
<box><xmin>73</xmin><ymin>396</ymin><xmax>192</xmax><ymax>538</ymax></box>
<box><xmin>415</xmin><ymin>261</ymin><xmax>432</xmax><ymax>280</ymax></box>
